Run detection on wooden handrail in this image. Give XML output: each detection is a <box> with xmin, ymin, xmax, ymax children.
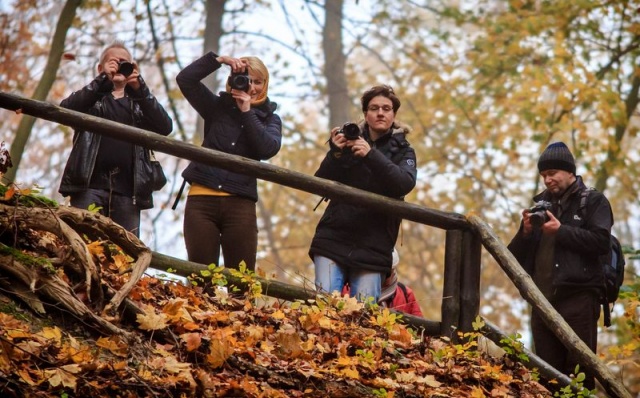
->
<box><xmin>0</xmin><ymin>92</ymin><xmax>469</xmax><ymax>231</ymax></box>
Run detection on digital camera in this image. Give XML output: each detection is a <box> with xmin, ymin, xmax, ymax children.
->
<box><xmin>228</xmin><ymin>70</ymin><xmax>250</xmax><ymax>92</ymax></box>
<box><xmin>339</xmin><ymin>122</ymin><xmax>361</xmax><ymax>140</ymax></box>
<box><xmin>529</xmin><ymin>200</ymin><xmax>552</xmax><ymax>228</ymax></box>
<box><xmin>117</xmin><ymin>61</ymin><xmax>134</xmax><ymax>77</ymax></box>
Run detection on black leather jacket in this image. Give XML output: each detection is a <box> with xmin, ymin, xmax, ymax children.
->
<box><xmin>508</xmin><ymin>176</ymin><xmax>612</xmax><ymax>292</ymax></box>
<box><xmin>176</xmin><ymin>52</ymin><xmax>282</xmax><ymax>201</ymax></box>
<box><xmin>59</xmin><ymin>73</ymin><xmax>173</xmax><ymax>209</ymax></box>
<box><xmin>309</xmin><ymin>123</ymin><xmax>417</xmax><ymax>273</ymax></box>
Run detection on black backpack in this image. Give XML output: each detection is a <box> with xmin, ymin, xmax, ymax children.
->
<box><xmin>579</xmin><ymin>188</ymin><xmax>626</xmax><ymax>327</ymax></box>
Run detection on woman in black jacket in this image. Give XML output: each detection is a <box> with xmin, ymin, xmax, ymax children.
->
<box><xmin>176</xmin><ymin>52</ymin><xmax>282</xmax><ymax>272</ymax></box>
<box><xmin>309</xmin><ymin>85</ymin><xmax>417</xmax><ymax>302</ymax></box>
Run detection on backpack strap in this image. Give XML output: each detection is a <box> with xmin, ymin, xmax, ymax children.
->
<box><xmin>398</xmin><ymin>282</ymin><xmax>409</xmax><ymax>301</ymax></box>
<box><xmin>578</xmin><ymin>187</ymin><xmax>595</xmax><ymax>218</ymax></box>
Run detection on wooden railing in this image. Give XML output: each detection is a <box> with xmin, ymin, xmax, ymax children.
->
<box><xmin>0</xmin><ymin>91</ymin><xmax>629</xmax><ymax>398</ymax></box>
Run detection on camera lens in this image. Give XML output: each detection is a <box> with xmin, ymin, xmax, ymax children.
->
<box><xmin>229</xmin><ymin>72</ymin><xmax>250</xmax><ymax>92</ymax></box>
<box><xmin>117</xmin><ymin>61</ymin><xmax>134</xmax><ymax>77</ymax></box>
<box><xmin>341</xmin><ymin>123</ymin><xmax>360</xmax><ymax>140</ymax></box>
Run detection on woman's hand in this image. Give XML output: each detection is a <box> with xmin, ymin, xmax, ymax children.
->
<box><xmin>216</xmin><ymin>55</ymin><xmax>246</xmax><ymax>73</ymax></box>
<box><xmin>330</xmin><ymin>127</ymin><xmax>348</xmax><ymax>150</ymax></box>
<box><xmin>217</xmin><ymin>56</ymin><xmax>250</xmax><ymax>111</ymax></box>
<box><xmin>231</xmin><ymin>89</ymin><xmax>251</xmax><ymax>112</ymax></box>
<box><xmin>346</xmin><ymin>137</ymin><xmax>371</xmax><ymax>158</ymax></box>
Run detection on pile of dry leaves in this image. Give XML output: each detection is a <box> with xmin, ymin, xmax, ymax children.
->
<box><xmin>0</xmin><ymin>191</ymin><xmax>553</xmax><ymax>397</ymax></box>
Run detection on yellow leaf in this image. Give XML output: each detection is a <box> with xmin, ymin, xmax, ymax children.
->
<box><xmin>39</xmin><ymin>327</ymin><xmax>62</xmax><ymax>344</ymax></box>
<box><xmin>6</xmin><ymin>330</ymin><xmax>31</xmax><ymax>339</ymax></box>
<box><xmin>469</xmin><ymin>386</ymin><xmax>486</xmax><ymax>398</ymax></box>
<box><xmin>163</xmin><ymin>298</ymin><xmax>195</xmax><ymax>324</ymax></box>
<box><xmin>86</xmin><ymin>241</ymin><xmax>105</xmax><ymax>257</ymax></box>
<box><xmin>136</xmin><ymin>306</ymin><xmax>168</xmax><ymax>331</ymax></box>
<box><xmin>206</xmin><ymin>328</ymin><xmax>236</xmax><ymax>368</ymax></box>
<box><xmin>96</xmin><ymin>336</ymin><xmax>129</xmax><ymax>357</ymax></box>
<box><xmin>45</xmin><ymin>366</ymin><xmax>79</xmax><ymax>390</ymax></box>
<box><xmin>336</xmin><ymin>366</ymin><xmax>359</xmax><ymax>379</ymax></box>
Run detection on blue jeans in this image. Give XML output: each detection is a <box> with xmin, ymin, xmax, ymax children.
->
<box><xmin>313</xmin><ymin>255</ymin><xmax>381</xmax><ymax>303</ymax></box>
<box><xmin>70</xmin><ymin>188</ymin><xmax>141</xmax><ymax>236</ymax></box>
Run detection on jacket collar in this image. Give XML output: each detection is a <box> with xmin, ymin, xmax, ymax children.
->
<box><xmin>534</xmin><ymin>175</ymin><xmax>585</xmax><ymax>203</ymax></box>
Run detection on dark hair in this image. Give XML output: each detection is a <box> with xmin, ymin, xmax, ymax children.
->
<box><xmin>361</xmin><ymin>85</ymin><xmax>401</xmax><ymax>113</ymax></box>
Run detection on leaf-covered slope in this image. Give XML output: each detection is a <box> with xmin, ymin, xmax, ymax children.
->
<box><xmin>0</xmin><ymin>275</ymin><xmax>552</xmax><ymax>397</ymax></box>
<box><xmin>0</xmin><ymin>189</ymin><xmax>551</xmax><ymax>397</ymax></box>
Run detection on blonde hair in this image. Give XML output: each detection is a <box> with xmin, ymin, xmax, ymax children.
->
<box><xmin>98</xmin><ymin>40</ymin><xmax>131</xmax><ymax>67</ymax></box>
<box><xmin>226</xmin><ymin>56</ymin><xmax>269</xmax><ymax>106</ymax></box>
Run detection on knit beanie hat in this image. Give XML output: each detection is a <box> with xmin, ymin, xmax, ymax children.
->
<box><xmin>537</xmin><ymin>142</ymin><xmax>576</xmax><ymax>174</ymax></box>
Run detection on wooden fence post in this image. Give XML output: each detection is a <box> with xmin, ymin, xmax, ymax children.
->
<box><xmin>459</xmin><ymin>229</ymin><xmax>482</xmax><ymax>334</ymax></box>
<box><xmin>441</xmin><ymin>229</ymin><xmax>463</xmax><ymax>339</ymax></box>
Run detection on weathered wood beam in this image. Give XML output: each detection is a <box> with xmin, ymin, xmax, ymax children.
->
<box><xmin>0</xmin><ymin>92</ymin><xmax>469</xmax><ymax>231</ymax></box>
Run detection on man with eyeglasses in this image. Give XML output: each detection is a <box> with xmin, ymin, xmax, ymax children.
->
<box><xmin>309</xmin><ymin>85</ymin><xmax>417</xmax><ymax>303</ymax></box>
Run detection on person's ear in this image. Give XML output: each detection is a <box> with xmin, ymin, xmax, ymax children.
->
<box><xmin>97</xmin><ymin>63</ymin><xmax>104</xmax><ymax>74</ymax></box>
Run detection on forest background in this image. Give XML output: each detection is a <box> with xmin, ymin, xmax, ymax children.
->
<box><xmin>1</xmin><ymin>0</ymin><xmax>639</xmax><ymax>392</ymax></box>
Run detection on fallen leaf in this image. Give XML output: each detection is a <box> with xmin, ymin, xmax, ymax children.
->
<box><xmin>137</xmin><ymin>306</ymin><xmax>168</xmax><ymax>331</ymax></box>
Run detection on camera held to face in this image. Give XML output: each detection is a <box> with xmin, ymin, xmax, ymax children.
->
<box><xmin>528</xmin><ymin>200</ymin><xmax>552</xmax><ymax>228</ymax></box>
<box><xmin>117</xmin><ymin>61</ymin><xmax>134</xmax><ymax>77</ymax></box>
<box><xmin>339</xmin><ymin>122</ymin><xmax>361</xmax><ymax>140</ymax></box>
<box><xmin>228</xmin><ymin>70</ymin><xmax>250</xmax><ymax>92</ymax></box>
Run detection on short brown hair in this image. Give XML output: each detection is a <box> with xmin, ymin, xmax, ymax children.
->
<box><xmin>361</xmin><ymin>85</ymin><xmax>401</xmax><ymax>113</ymax></box>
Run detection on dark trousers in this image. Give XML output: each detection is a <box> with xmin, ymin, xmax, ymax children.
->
<box><xmin>531</xmin><ymin>290</ymin><xmax>600</xmax><ymax>390</ymax></box>
<box><xmin>183</xmin><ymin>195</ymin><xmax>257</xmax><ymax>271</ymax></box>
<box><xmin>71</xmin><ymin>188</ymin><xmax>141</xmax><ymax>237</ymax></box>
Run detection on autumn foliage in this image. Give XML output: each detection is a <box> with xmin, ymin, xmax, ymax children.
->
<box><xmin>0</xmin><ymin>195</ymin><xmax>554</xmax><ymax>397</ymax></box>
<box><xmin>0</xmin><ymin>280</ymin><xmax>552</xmax><ymax>398</ymax></box>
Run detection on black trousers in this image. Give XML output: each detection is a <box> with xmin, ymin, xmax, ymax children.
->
<box><xmin>183</xmin><ymin>195</ymin><xmax>257</xmax><ymax>271</ymax></box>
<box><xmin>531</xmin><ymin>290</ymin><xmax>600</xmax><ymax>390</ymax></box>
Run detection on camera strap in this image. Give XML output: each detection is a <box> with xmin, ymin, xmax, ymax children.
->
<box><xmin>313</xmin><ymin>196</ymin><xmax>328</xmax><ymax>211</ymax></box>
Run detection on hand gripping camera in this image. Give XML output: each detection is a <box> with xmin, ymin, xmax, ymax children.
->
<box><xmin>339</xmin><ymin>122</ymin><xmax>361</xmax><ymax>140</ymax></box>
<box><xmin>228</xmin><ymin>70</ymin><xmax>250</xmax><ymax>92</ymax></box>
<box><xmin>116</xmin><ymin>61</ymin><xmax>134</xmax><ymax>77</ymax></box>
<box><xmin>528</xmin><ymin>200</ymin><xmax>552</xmax><ymax>228</ymax></box>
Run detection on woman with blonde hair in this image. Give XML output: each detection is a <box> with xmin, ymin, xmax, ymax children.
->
<box><xmin>176</xmin><ymin>52</ymin><xmax>282</xmax><ymax>272</ymax></box>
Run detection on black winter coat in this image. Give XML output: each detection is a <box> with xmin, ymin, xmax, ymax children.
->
<box><xmin>309</xmin><ymin>123</ymin><xmax>417</xmax><ymax>274</ymax></box>
<box><xmin>59</xmin><ymin>73</ymin><xmax>173</xmax><ymax>210</ymax></box>
<box><xmin>176</xmin><ymin>52</ymin><xmax>282</xmax><ymax>201</ymax></box>
<box><xmin>508</xmin><ymin>176</ymin><xmax>612</xmax><ymax>292</ymax></box>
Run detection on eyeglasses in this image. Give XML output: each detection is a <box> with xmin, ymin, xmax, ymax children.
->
<box><xmin>367</xmin><ymin>105</ymin><xmax>394</xmax><ymax>113</ymax></box>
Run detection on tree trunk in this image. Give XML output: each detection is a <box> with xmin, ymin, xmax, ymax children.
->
<box><xmin>594</xmin><ymin>72</ymin><xmax>640</xmax><ymax>193</ymax></box>
<box><xmin>194</xmin><ymin>0</ymin><xmax>226</xmax><ymax>143</ymax></box>
<box><xmin>5</xmin><ymin>0</ymin><xmax>82</xmax><ymax>183</ymax></box>
<box><xmin>323</xmin><ymin>0</ymin><xmax>352</xmax><ymax>130</ymax></box>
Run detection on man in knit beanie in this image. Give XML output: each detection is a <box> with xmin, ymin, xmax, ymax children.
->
<box><xmin>508</xmin><ymin>141</ymin><xmax>613</xmax><ymax>390</ymax></box>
